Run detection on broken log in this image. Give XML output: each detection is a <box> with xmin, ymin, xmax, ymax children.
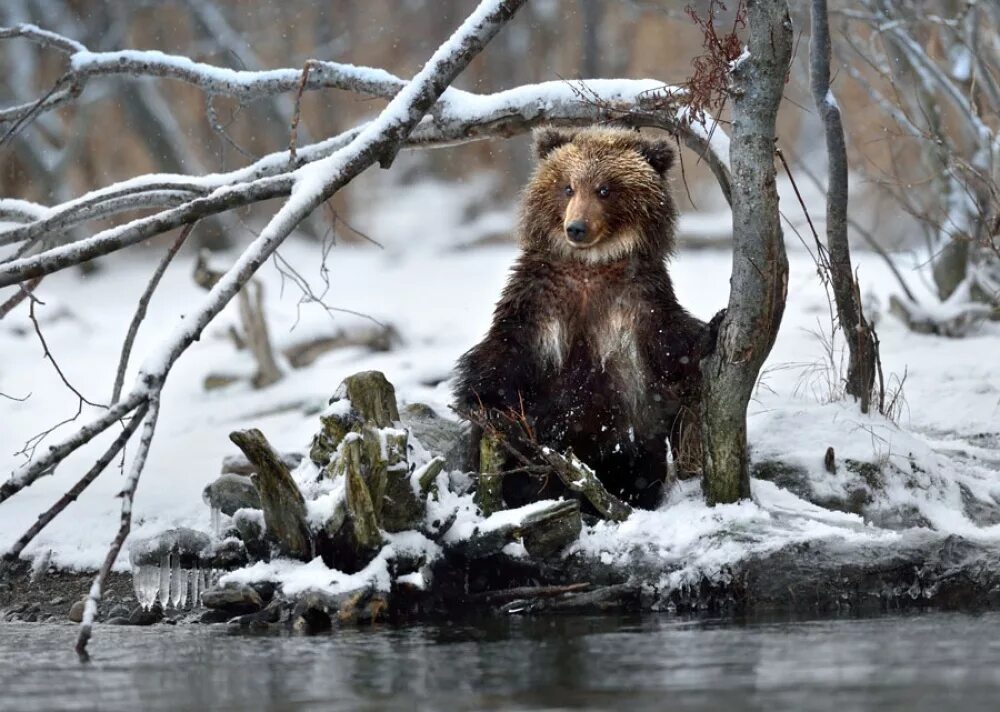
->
<box><xmin>543</xmin><ymin>448</ymin><xmax>632</xmax><ymax>522</ymax></box>
<box><xmin>229</xmin><ymin>428</ymin><xmax>312</xmax><ymax>561</ymax></box>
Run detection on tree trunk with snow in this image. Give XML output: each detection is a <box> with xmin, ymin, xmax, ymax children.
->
<box><xmin>699</xmin><ymin>0</ymin><xmax>793</xmax><ymax>505</ymax></box>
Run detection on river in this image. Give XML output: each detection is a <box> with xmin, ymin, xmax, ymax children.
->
<box><xmin>2</xmin><ymin>612</ymin><xmax>999</xmax><ymax>710</ymax></box>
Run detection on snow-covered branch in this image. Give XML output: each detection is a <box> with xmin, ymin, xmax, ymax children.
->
<box><xmin>0</xmin><ymin>22</ymin><xmax>405</xmax><ymax>126</ymax></box>
<box><xmin>4</xmin><ymin>0</ymin><xmax>529</xmax><ymax>658</ymax></box>
<box><xmin>0</xmin><ymin>78</ymin><xmax>731</xmax><ymax>287</ymax></box>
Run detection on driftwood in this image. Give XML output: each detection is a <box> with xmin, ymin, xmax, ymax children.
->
<box><xmin>541</xmin><ymin>449</ymin><xmax>632</xmax><ymax>523</ymax></box>
<box><xmin>194</xmin><ymin>251</ymin><xmax>282</xmax><ymax>389</ymax></box>
<box><xmin>229</xmin><ymin>428</ymin><xmax>312</xmax><ymax>561</ymax></box>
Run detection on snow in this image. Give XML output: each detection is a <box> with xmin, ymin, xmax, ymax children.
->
<box><xmin>1</xmin><ymin>171</ymin><xmax>999</xmax><ymax>590</ymax></box>
<box><xmin>219</xmin><ymin>530</ymin><xmax>440</xmax><ymax>597</ymax></box>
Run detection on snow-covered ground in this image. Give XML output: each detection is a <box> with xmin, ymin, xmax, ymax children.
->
<box><xmin>1</xmin><ymin>203</ymin><xmax>998</xmax><ymax>578</ymax></box>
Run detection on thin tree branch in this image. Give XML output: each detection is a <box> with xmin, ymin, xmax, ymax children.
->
<box><xmin>110</xmin><ymin>222</ymin><xmax>197</xmax><ymax>404</ymax></box>
<box><xmin>76</xmin><ymin>396</ymin><xmax>159</xmax><ymax>661</ymax></box>
<box><xmin>3</xmin><ymin>402</ymin><xmax>150</xmax><ymax>562</ymax></box>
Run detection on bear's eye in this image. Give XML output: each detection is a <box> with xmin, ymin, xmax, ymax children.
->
<box><xmin>563</xmin><ymin>185</ymin><xmax>574</xmax><ymax>197</ymax></box>
<box><xmin>597</xmin><ymin>185</ymin><xmax>610</xmax><ymax>199</ymax></box>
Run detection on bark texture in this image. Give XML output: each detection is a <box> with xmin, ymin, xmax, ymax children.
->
<box><xmin>229</xmin><ymin>428</ymin><xmax>312</xmax><ymax>561</ymax></box>
<box><xmin>700</xmin><ymin>0</ymin><xmax>793</xmax><ymax>504</ymax></box>
<box><xmin>809</xmin><ymin>0</ymin><xmax>878</xmax><ymax>412</ymax></box>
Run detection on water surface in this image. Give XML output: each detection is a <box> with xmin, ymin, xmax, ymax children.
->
<box><xmin>2</xmin><ymin>612</ymin><xmax>999</xmax><ymax>711</ymax></box>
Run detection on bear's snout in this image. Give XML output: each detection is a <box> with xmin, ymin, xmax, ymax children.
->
<box><xmin>565</xmin><ymin>220</ymin><xmax>588</xmax><ymax>243</ymax></box>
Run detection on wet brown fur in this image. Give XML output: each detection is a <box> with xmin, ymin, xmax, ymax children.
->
<box><xmin>453</xmin><ymin>127</ymin><xmax>713</xmax><ymax>510</ymax></box>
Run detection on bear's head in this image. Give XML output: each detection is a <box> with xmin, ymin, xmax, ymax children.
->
<box><xmin>520</xmin><ymin>126</ymin><xmax>677</xmax><ymax>264</ymax></box>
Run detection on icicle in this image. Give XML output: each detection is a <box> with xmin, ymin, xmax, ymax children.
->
<box><xmin>210</xmin><ymin>506</ymin><xmax>222</xmax><ymax>537</ymax></box>
<box><xmin>191</xmin><ymin>566</ymin><xmax>201</xmax><ymax>607</ymax></box>
<box><xmin>176</xmin><ymin>568</ymin><xmax>189</xmax><ymax>609</ymax></box>
<box><xmin>157</xmin><ymin>553</ymin><xmax>171</xmax><ymax>608</ymax></box>
<box><xmin>168</xmin><ymin>553</ymin><xmax>182</xmax><ymax>608</ymax></box>
<box><xmin>132</xmin><ymin>563</ymin><xmax>160</xmax><ymax>609</ymax></box>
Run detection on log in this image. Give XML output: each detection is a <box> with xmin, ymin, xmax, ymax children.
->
<box><xmin>417</xmin><ymin>457</ymin><xmax>447</xmax><ymax>494</ymax></box>
<box><xmin>475</xmin><ymin>430</ymin><xmax>504</xmax><ymax>516</ymax></box>
<box><xmin>500</xmin><ymin>583</ymin><xmax>641</xmax><ymax>614</ymax></box>
<box><xmin>519</xmin><ymin>499</ymin><xmax>582</xmax><ymax>559</ymax></box>
<box><xmin>229</xmin><ymin>429</ymin><xmax>312</xmax><ymax>561</ymax></box>
<box><xmin>543</xmin><ymin>448</ymin><xmax>632</xmax><ymax>522</ymax></box>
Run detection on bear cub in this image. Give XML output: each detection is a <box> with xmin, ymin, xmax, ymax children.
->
<box><xmin>453</xmin><ymin>126</ymin><xmax>716</xmax><ymax>510</ymax></box>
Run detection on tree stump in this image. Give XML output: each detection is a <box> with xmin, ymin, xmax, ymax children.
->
<box><xmin>229</xmin><ymin>429</ymin><xmax>312</xmax><ymax>561</ymax></box>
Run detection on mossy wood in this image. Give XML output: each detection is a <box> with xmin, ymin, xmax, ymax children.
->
<box><xmin>340</xmin><ymin>371</ymin><xmax>400</xmax><ymax>427</ymax></box>
<box><xmin>229</xmin><ymin>428</ymin><xmax>312</xmax><ymax>561</ymax></box>
<box><xmin>475</xmin><ymin>430</ymin><xmax>504</xmax><ymax>516</ymax></box>
<box><xmin>341</xmin><ymin>436</ymin><xmax>383</xmax><ymax>553</ymax></box>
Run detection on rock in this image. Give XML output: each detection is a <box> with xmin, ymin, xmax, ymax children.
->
<box><xmin>106</xmin><ymin>617</ymin><xmax>130</xmax><ymax>625</ymax></box>
<box><xmin>201</xmin><ymin>584</ymin><xmax>263</xmax><ymax>615</ymax></box>
<box><xmin>221</xmin><ymin>452</ymin><xmax>304</xmax><ymax>477</ymax></box>
<box><xmin>199</xmin><ymin>608</ymin><xmax>239</xmax><ymax>624</ymax></box>
<box><xmin>202</xmin><ymin>474</ymin><xmax>261</xmax><ymax>516</ymax></box>
<box><xmin>106</xmin><ymin>604</ymin><xmax>132</xmax><ymax>620</ymax></box>
<box><xmin>233</xmin><ymin>508</ymin><xmax>268</xmax><ymax>560</ymax></box>
<box><xmin>128</xmin><ymin>528</ymin><xmax>212</xmax><ymax>569</ymax></box>
<box><xmin>960</xmin><ymin>483</ymin><xmax>1000</xmax><ymax>527</ymax></box>
<box><xmin>291</xmin><ymin>591</ymin><xmax>340</xmax><ymax>634</ymax></box>
<box><xmin>230</xmin><ymin>599</ymin><xmax>285</xmax><ymax>632</ymax></box>
<box><xmin>401</xmin><ymin>403</ymin><xmax>469</xmax><ymax>471</ymax></box>
<box><xmin>68</xmin><ymin>599</ymin><xmax>85</xmax><ymax>623</ymax></box>
<box><xmin>205</xmin><ymin>537</ymin><xmax>250</xmax><ymax>570</ymax></box>
<box><xmin>128</xmin><ymin>602</ymin><xmax>163</xmax><ymax>626</ymax></box>
<box><xmin>520</xmin><ymin>500</ymin><xmax>582</xmax><ymax>559</ymax></box>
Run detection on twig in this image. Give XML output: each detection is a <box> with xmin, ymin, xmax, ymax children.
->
<box><xmin>76</xmin><ymin>397</ymin><xmax>159</xmax><ymax>661</ymax></box>
<box><xmin>0</xmin><ymin>391</ymin><xmax>145</xmax><ymax>505</ymax></box>
<box><xmin>29</xmin><ymin>298</ymin><xmax>105</xmax><ymax>409</ymax></box>
<box><xmin>0</xmin><ymin>275</ymin><xmax>42</xmax><ymax>319</ymax></box>
<box><xmin>4</xmin><ymin>403</ymin><xmax>150</xmax><ymax>562</ymax></box>
<box><xmin>111</xmin><ymin>222</ymin><xmax>196</xmax><ymax>404</ymax></box>
<box><xmin>466</xmin><ymin>582</ymin><xmax>592</xmax><ymax>604</ymax></box>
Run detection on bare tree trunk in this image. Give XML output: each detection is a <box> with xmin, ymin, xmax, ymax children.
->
<box><xmin>700</xmin><ymin>0</ymin><xmax>792</xmax><ymax>505</ymax></box>
<box><xmin>580</xmin><ymin>0</ymin><xmax>602</xmax><ymax>78</ymax></box>
<box><xmin>809</xmin><ymin>0</ymin><xmax>878</xmax><ymax>412</ymax></box>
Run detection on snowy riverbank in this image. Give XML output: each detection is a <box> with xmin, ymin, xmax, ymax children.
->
<box><xmin>2</xmin><ymin>235</ymin><xmax>999</xmax><ymax>612</ymax></box>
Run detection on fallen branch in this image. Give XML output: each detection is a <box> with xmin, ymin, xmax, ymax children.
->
<box><xmin>6</xmin><ymin>0</ymin><xmax>528</xmax><ymax>657</ymax></box>
<box><xmin>76</xmin><ymin>395</ymin><xmax>159</xmax><ymax>661</ymax></box>
<box><xmin>3</xmin><ymin>402</ymin><xmax>150</xmax><ymax>561</ymax></box>
<box><xmin>0</xmin><ymin>81</ymin><xmax>731</xmax><ymax>284</ymax></box>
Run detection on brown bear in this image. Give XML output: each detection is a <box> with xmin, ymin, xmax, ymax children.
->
<box><xmin>453</xmin><ymin>126</ymin><xmax>718</xmax><ymax>510</ymax></box>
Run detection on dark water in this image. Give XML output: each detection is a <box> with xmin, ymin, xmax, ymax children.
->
<box><xmin>2</xmin><ymin>612</ymin><xmax>1000</xmax><ymax>711</ymax></box>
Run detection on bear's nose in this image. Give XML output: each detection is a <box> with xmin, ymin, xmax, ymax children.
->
<box><xmin>566</xmin><ymin>221</ymin><xmax>587</xmax><ymax>243</ymax></box>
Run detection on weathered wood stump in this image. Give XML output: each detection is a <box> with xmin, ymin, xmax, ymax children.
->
<box><xmin>229</xmin><ymin>428</ymin><xmax>312</xmax><ymax>561</ymax></box>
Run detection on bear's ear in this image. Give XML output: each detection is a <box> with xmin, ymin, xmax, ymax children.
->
<box><xmin>638</xmin><ymin>139</ymin><xmax>675</xmax><ymax>176</ymax></box>
<box><xmin>533</xmin><ymin>128</ymin><xmax>576</xmax><ymax>160</ymax></box>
